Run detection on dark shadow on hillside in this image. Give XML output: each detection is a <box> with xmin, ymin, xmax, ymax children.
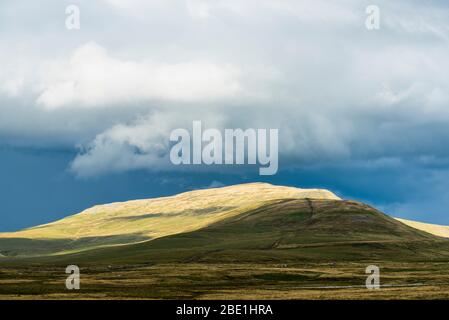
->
<box><xmin>0</xmin><ymin>233</ymin><xmax>151</xmax><ymax>257</ymax></box>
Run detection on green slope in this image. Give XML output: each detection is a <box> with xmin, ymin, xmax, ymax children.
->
<box><xmin>0</xmin><ymin>183</ymin><xmax>339</xmax><ymax>257</ymax></box>
<box><xmin>2</xmin><ymin>183</ymin><xmax>449</xmax><ymax>265</ymax></box>
<box><xmin>25</xmin><ymin>198</ymin><xmax>449</xmax><ymax>265</ymax></box>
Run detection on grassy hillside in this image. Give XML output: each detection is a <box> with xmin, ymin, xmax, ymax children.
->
<box><xmin>17</xmin><ymin>198</ymin><xmax>449</xmax><ymax>265</ymax></box>
<box><xmin>0</xmin><ymin>183</ymin><xmax>339</xmax><ymax>257</ymax></box>
<box><xmin>397</xmin><ymin>218</ymin><xmax>449</xmax><ymax>238</ymax></box>
<box><xmin>2</xmin><ymin>182</ymin><xmax>449</xmax><ymax>264</ymax></box>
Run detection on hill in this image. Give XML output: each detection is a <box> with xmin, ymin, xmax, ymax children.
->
<box><xmin>0</xmin><ymin>183</ymin><xmax>339</xmax><ymax>257</ymax></box>
<box><xmin>35</xmin><ymin>197</ymin><xmax>449</xmax><ymax>265</ymax></box>
<box><xmin>1</xmin><ymin>182</ymin><xmax>449</xmax><ymax>264</ymax></box>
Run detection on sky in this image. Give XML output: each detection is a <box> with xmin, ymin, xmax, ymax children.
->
<box><xmin>2</xmin><ymin>0</ymin><xmax>449</xmax><ymax>231</ymax></box>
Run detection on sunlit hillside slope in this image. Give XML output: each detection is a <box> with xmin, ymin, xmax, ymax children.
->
<box><xmin>0</xmin><ymin>183</ymin><xmax>339</xmax><ymax>256</ymax></box>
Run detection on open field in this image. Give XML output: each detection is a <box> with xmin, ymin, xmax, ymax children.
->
<box><xmin>2</xmin><ymin>262</ymin><xmax>449</xmax><ymax>299</ymax></box>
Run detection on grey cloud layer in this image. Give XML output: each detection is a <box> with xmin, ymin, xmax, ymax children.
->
<box><xmin>1</xmin><ymin>0</ymin><xmax>449</xmax><ymax>176</ymax></box>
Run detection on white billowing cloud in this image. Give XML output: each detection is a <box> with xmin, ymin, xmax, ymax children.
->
<box><xmin>70</xmin><ymin>111</ymin><xmax>227</xmax><ymax>177</ymax></box>
<box><xmin>36</xmin><ymin>42</ymin><xmax>241</xmax><ymax>109</ymax></box>
<box><xmin>70</xmin><ymin>113</ymin><xmax>177</xmax><ymax>177</ymax></box>
<box><xmin>69</xmin><ymin>107</ymin><xmax>355</xmax><ymax>177</ymax></box>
